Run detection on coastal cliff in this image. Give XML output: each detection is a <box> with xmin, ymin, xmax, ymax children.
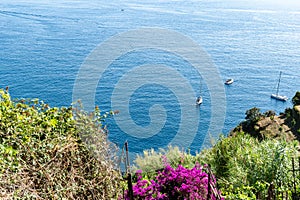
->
<box><xmin>231</xmin><ymin>92</ymin><xmax>300</xmax><ymax>142</ymax></box>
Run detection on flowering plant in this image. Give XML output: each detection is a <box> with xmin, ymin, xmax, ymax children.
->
<box><xmin>123</xmin><ymin>163</ymin><xmax>223</xmax><ymax>200</ymax></box>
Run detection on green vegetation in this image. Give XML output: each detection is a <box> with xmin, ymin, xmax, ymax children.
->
<box><xmin>132</xmin><ymin>146</ymin><xmax>201</xmax><ymax>177</ymax></box>
<box><xmin>1</xmin><ymin>88</ymin><xmax>300</xmax><ymax>199</ymax></box>
<box><xmin>132</xmin><ymin>91</ymin><xmax>300</xmax><ymax>199</ymax></box>
<box><xmin>202</xmin><ymin>133</ymin><xmax>298</xmax><ymax>199</ymax></box>
<box><xmin>292</xmin><ymin>91</ymin><xmax>300</xmax><ymax>106</ymax></box>
<box><xmin>132</xmin><ymin>134</ymin><xmax>299</xmax><ymax>199</ymax></box>
<box><xmin>245</xmin><ymin>107</ymin><xmax>262</xmax><ymax>124</ymax></box>
<box><xmin>0</xmin><ymin>89</ymin><xmax>123</xmax><ymax>199</ymax></box>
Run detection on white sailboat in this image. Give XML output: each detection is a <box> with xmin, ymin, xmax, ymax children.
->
<box><xmin>196</xmin><ymin>96</ymin><xmax>203</xmax><ymax>105</ymax></box>
<box><xmin>271</xmin><ymin>71</ymin><xmax>288</xmax><ymax>101</ymax></box>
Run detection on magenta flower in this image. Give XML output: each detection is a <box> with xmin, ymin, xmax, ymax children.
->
<box><xmin>122</xmin><ymin>164</ymin><xmax>224</xmax><ymax>200</ymax></box>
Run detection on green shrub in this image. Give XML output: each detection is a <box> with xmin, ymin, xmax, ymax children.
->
<box><xmin>131</xmin><ymin>132</ymin><xmax>300</xmax><ymax>199</ymax></box>
<box><xmin>245</xmin><ymin>107</ymin><xmax>262</xmax><ymax>123</ymax></box>
<box><xmin>292</xmin><ymin>91</ymin><xmax>300</xmax><ymax>106</ymax></box>
<box><xmin>132</xmin><ymin>146</ymin><xmax>206</xmax><ymax>180</ymax></box>
<box><xmin>0</xmin><ymin>89</ymin><xmax>123</xmax><ymax>199</ymax></box>
<box><xmin>201</xmin><ymin>132</ymin><xmax>299</xmax><ymax>199</ymax></box>
<box><xmin>264</xmin><ymin>110</ymin><xmax>276</xmax><ymax>118</ymax></box>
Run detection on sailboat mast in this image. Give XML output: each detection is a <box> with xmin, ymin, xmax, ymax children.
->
<box><xmin>200</xmin><ymin>79</ymin><xmax>202</xmax><ymax>96</ymax></box>
<box><xmin>276</xmin><ymin>71</ymin><xmax>282</xmax><ymax>95</ymax></box>
<box><xmin>271</xmin><ymin>71</ymin><xmax>287</xmax><ymax>101</ymax></box>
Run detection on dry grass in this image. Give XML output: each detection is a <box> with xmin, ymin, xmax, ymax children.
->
<box><xmin>0</xmin><ymin>89</ymin><xmax>123</xmax><ymax>199</ymax></box>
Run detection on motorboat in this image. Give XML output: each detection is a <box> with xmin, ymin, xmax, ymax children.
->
<box><xmin>225</xmin><ymin>79</ymin><xmax>234</xmax><ymax>85</ymax></box>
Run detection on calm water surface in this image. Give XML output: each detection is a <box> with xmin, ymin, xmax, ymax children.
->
<box><xmin>1</xmin><ymin>0</ymin><xmax>300</xmax><ymax>154</ymax></box>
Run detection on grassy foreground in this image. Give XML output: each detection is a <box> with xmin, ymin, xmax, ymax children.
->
<box><xmin>0</xmin><ymin>88</ymin><xmax>123</xmax><ymax>199</ymax></box>
<box><xmin>1</xmin><ymin>88</ymin><xmax>300</xmax><ymax>199</ymax></box>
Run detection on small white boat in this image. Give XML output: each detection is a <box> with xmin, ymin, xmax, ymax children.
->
<box><xmin>271</xmin><ymin>71</ymin><xmax>288</xmax><ymax>101</ymax></box>
<box><xmin>271</xmin><ymin>94</ymin><xmax>288</xmax><ymax>101</ymax></box>
<box><xmin>196</xmin><ymin>96</ymin><xmax>203</xmax><ymax>105</ymax></box>
<box><xmin>225</xmin><ymin>79</ymin><xmax>234</xmax><ymax>85</ymax></box>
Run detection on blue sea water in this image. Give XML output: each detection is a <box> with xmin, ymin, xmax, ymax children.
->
<box><xmin>1</xmin><ymin>0</ymin><xmax>300</xmax><ymax>155</ymax></box>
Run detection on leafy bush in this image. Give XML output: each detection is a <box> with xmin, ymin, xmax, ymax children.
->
<box><xmin>245</xmin><ymin>107</ymin><xmax>262</xmax><ymax>123</ymax></box>
<box><xmin>292</xmin><ymin>91</ymin><xmax>300</xmax><ymax>106</ymax></box>
<box><xmin>201</xmin><ymin>132</ymin><xmax>299</xmax><ymax>199</ymax></box>
<box><xmin>132</xmin><ymin>146</ymin><xmax>204</xmax><ymax>179</ymax></box>
<box><xmin>0</xmin><ymin>89</ymin><xmax>123</xmax><ymax>199</ymax></box>
<box><xmin>264</xmin><ymin>110</ymin><xmax>276</xmax><ymax>117</ymax></box>
<box><xmin>124</xmin><ymin>164</ymin><xmax>223</xmax><ymax>200</ymax></box>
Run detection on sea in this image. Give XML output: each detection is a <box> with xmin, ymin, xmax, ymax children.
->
<box><xmin>1</xmin><ymin>0</ymin><xmax>300</xmax><ymax>157</ymax></box>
